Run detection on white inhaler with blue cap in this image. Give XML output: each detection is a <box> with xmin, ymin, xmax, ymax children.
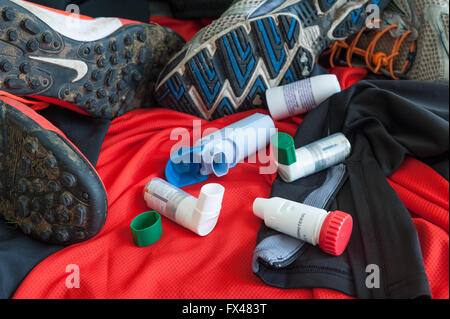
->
<box><xmin>166</xmin><ymin>113</ymin><xmax>275</xmax><ymax>187</ymax></box>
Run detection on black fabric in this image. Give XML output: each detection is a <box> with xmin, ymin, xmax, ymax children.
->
<box><xmin>0</xmin><ymin>224</ymin><xmax>62</xmax><ymax>299</ymax></box>
<box><xmin>422</xmin><ymin>153</ymin><xmax>449</xmax><ymax>181</ymax></box>
<box><xmin>37</xmin><ymin>106</ymin><xmax>111</xmax><ymax>167</ymax></box>
<box><xmin>167</xmin><ymin>0</ymin><xmax>234</xmax><ymax>19</ymax></box>
<box><xmin>30</xmin><ymin>0</ymin><xmax>150</xmax><ymax>23</ymax></box>
<box><xmin>254</xmin><ymin>80</ymin><xmax>449</xmax><ymax>299</ymax></box>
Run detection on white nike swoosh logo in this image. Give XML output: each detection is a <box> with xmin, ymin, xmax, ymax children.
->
<box><xmin>29</xmin><ymin>56</ymin><xmax>88</xmax><ymax>82</ymax></box>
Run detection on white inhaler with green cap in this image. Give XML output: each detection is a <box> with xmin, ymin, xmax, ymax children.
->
<box><xmin>143</xmin><ymin>178</ymin><xmax>225</xmax><ymax>236</ymax></box>
<box><xmin>272</xmin><ymin>132</ymin><xmax>351</xmax><ymax>183</ymax></box>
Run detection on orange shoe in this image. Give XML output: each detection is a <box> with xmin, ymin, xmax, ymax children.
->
<box><xmin>0</xmin><ymin>0</ymin><xmax>185</xmax><ymax>118</ymax></box>
<box><xmin>322</xmin><ymin>19</ymin><xmax>417</xmax><ymax>80</ymax></box>
<box><xmin>0</xmin><ymin>92</ymin><xmax>107</xmax><ymax>245</ymax></box>
<box><xmin>323</xmin><ymin>0</ymin><xmax>449</xmax><ymax>83</ymax></box>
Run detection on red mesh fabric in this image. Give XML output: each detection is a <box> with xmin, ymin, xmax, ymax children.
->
<box><xmin>12</xmin><ymin>16</ymin><xmax>449</xmax><ymax>300</ymax></box>
<box><xmin>12</xmin><ymin>108</ymin><xmax>449</xmax><ymax>299</ymax></box>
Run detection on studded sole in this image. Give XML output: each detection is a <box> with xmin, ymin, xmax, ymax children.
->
<box><xmin>0</xmin><ymin>0</ymin><xmax>185</xmax><ymax>119</ymax></box>
<box><xmin>0</xmin><ymin>100</ymin><xmax>107</xmax><ymax>245</ymax></box>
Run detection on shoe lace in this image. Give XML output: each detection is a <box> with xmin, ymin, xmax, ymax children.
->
<box><xmin>0</xmin><ymin>91</ymin><xmax>49</xmax><ymax>111</ymax></box>
<box><xmin>322</xmin><ymin>19</ymin><xmax>416</xmax><ymax>80</ymax></box>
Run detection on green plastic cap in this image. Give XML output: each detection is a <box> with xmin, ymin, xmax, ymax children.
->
<box><xmin>271</xmin><ymin>132</ymin><xmax>297</xmax><ymax>165</ymax></box>
<box><xmin>130</xmin><ymin>211</ymin><xmax>163</xmax><ymax>247</ymax></box>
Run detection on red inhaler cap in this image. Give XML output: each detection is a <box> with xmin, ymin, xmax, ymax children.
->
<box><xmin>319</xmin><ymin>211</ymin><xmax>353</xmax><ymax>256</ymax></box>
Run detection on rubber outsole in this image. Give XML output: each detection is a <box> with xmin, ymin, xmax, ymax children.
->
<box><xmin>0</xmin><ymin>101</ymin><xmax>108</xmax><ymax>245</ymax></box>
<box><xmin>154</xmin><ymin>0</ymin><xmax>392</xmax><ymax>120</ymax></box>
<box><xmin>0</xmin><ymin>0</ymin><xmax>185</xmax><ymax>119</ymax></box>
<box><xmin>155</xmin><ymin>14</ymin><xmax>314</xmax><ymax>120</ymax></box>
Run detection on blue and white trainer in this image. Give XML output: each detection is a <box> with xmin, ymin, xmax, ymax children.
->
<box><xmin>154</xmin><ymin>0</ymin><xmax>392</xmax><ymax>120</ymax></box>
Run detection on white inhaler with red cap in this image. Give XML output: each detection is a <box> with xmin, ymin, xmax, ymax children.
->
<box><xmin>253</xmin><ymin>197</ymin><xmax>353</xmax><ymax>256</ymax></box>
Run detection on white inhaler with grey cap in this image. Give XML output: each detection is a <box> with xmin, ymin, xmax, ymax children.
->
<box><xmin>272</xmin><ymin>132</ymin><xmax>351</xmax><ymax>183</ymax></box>
<box><xmin>143</xmin><ymin>178</ymin><xmax>225</xmax><ymax>236</ymax></box>
<box><xmin>266</xmin><ymin>74</ymin><xmax>341</xmax><ymax>120</ymax></box>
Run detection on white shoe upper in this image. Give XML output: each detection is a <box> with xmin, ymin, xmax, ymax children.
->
<box><xmin>10</xmin><ymin>0</ymin><xmax>125</xmax><ymax>42</ymax></box>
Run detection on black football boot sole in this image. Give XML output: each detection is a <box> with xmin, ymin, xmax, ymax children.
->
<box><xmin>0</xmin><ymin>0</ymin><xmax>185</xmax><ymax>119</ymax></box>
<box><xmin>0</xmin><ymin>100</ymin><xmax>108</xmax><ymax>245</ymax></box>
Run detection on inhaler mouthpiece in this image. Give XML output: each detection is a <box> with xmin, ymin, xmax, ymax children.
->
<box><xmin>200</xmin><ymin>141</ymin><xmax>234</xmax><ymax>177</ymax></box>
<box><xmin>197</xmin><ymin>183</ymin><xmax>225</xmax><ymax>213</ymax></box>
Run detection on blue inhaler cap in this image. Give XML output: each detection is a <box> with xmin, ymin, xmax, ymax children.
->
<box><xmin>165</xmin><ymin>146</ymin><xmax>209</xmax><ymax>188</ymax></box>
